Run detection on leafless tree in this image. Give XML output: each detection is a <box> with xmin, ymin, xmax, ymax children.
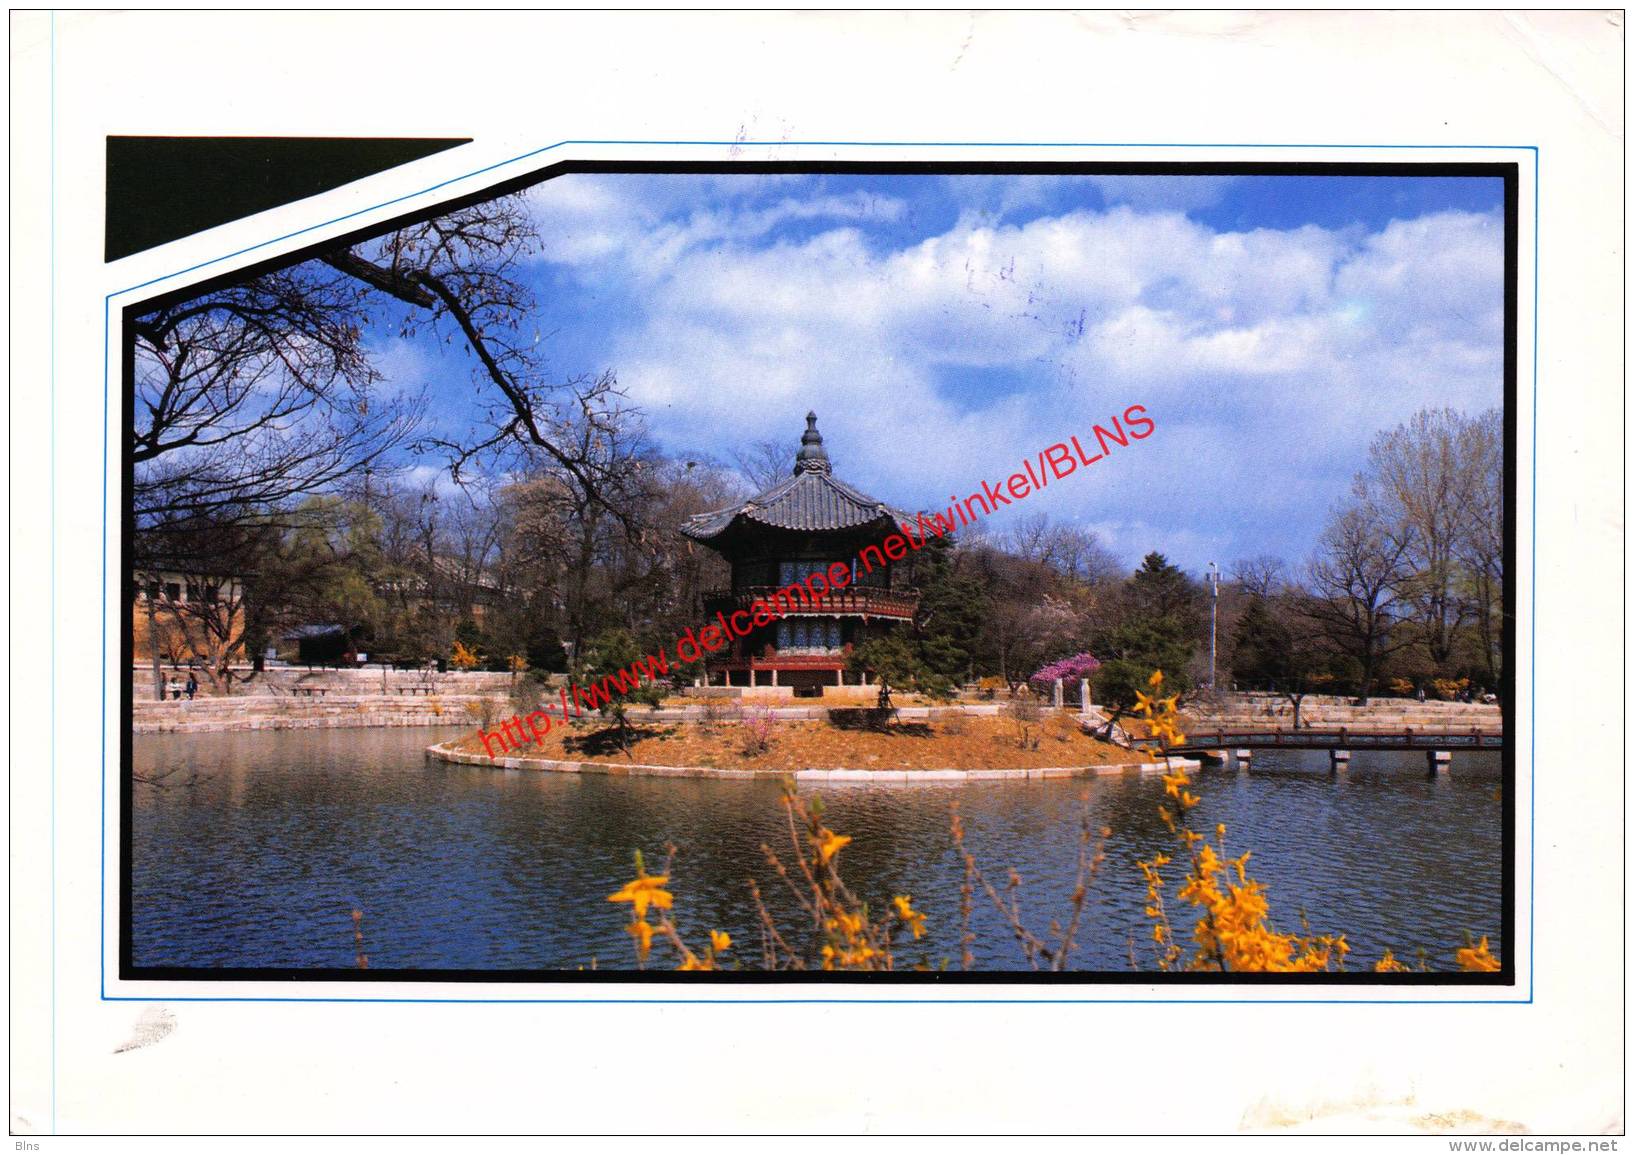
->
<box><xmin>1002</xmin><ymin>513</ymin><xmax>1124</xmax><ymax>593</ymax></box>
<box><xmin>132</xmin><ymin>268</ymin><xmax>420</xmax><ymax>528</ymax></box>
<box><xmin>140</xmin><ymin>544</ymin><xmax>260</xmax><ymax>697</ymax></box>
<box><xmin>1360</xmin><ymin>408</ymin><xmax>1485</xmax><ymax>669</ymax></box>
<box><xmin>1454</xmin><ymin>410</ymin><xmax>1504</xmax><ymax>688</ymax></box>
<box><xmin>1231</xmin><ymin>554</ymin><xmax>1288</xmax><ymax>600</ymax></box>
<box><xmin>318</xmin><ymin>195</ymin><xmax>648</xmax><ymax>534</ymax></box>
<box><xmin>960</xmin><ymin>540</ymin><xmax>1086</xmax><ymax>689</ymax></box>
<box><xmin>732</xmin><ymin>437</ymin><xmax>803</xmax><ymax>491</ymax></box>
<box><xmin>131</xmin><ymin>190</ymin><xmax>666</xmax><ymax>694</ymax></box>
<box><xmin>1302</xmin><ymin>505</ymin><xmax>1416</xmax><ymax>705</ymax></box>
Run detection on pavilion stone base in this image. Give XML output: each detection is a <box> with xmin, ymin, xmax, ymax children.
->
<box><xmin>713</xmin><ymin>668</ymin><xmax>848</xmax><ymax>692</ymax></box>
<box><xmin>687</xmin><ymin>685</ymin><xmax>795</xmax><ymax>699</ymax></box>
<box><xmin>776</xmin><ymin>669</ymin><xmax>841</xmax><ymax>693</ymax></box>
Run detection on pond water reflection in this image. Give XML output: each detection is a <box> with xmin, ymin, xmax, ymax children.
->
<box><xmin>131</xmin><ymin>727</ymin><xmax>1504</xmax><ymax>974</ymax></box>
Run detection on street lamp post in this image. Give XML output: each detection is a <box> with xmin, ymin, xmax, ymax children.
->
<box><xmin>1207</xmin><ymin>561</ymin><xmax>1221</xmax><ymax>692</ymax></box>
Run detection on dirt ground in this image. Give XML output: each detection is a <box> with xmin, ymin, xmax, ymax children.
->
<box><xmin>451</xmin><ymin>711</ymin><xmax>1152</xmax><ymax>771</ymax></box>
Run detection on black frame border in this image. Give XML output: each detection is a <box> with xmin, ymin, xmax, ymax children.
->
<box><xmin>118</xmin><ymin>157</ymin><xmax>1520</xmax><ymax>988</ymax></box>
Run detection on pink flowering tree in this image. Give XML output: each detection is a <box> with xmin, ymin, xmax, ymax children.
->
<box><xmin>1028</xmin><ymin>652</ymin><xmax>1102</xmax><ymax>701</ymax></box>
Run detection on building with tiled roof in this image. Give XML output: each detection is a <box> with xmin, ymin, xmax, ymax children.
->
<box><xmin>680</xmin><ymin>413</ymin><xmax>920</xmax><ymax>692</ymax></box>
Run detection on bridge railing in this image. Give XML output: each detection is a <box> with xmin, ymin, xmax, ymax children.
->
<box><xmin>1156</xmin><ymin>725</ymin><xmax>1504</xmax><ymax>753</ymax></box>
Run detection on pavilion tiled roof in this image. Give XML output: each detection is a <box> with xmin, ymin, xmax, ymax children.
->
<box><xmin>680</xmin><ymin>413</ymin><xmax>912</xmax><ymax>541</ymax></box>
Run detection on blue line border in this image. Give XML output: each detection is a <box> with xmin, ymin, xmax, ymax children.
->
<box><xmin>49</xmin><ymin>10</ymin><xmax>58</xmax><ymax>1133</ymax></box>
<box><xmin>100</xmin><ymin>996</ymin><xmax>1526</xmax><ymax>1005</ymax></box>
<box><xmin>97</xmin><ymin>138</ymin><xmax>1540</xmax><ymax>1008</ymax></box>
<box><xmin>1530</xmin><ymin>149</ymin><xmax>1539</xmax><ymax>990</ymax></box>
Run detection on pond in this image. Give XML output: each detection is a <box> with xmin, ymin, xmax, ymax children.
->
<box><xmin>130</xmin><ymin>727</ymin><xmax>1505</xmax><ymax>975</ymax></box>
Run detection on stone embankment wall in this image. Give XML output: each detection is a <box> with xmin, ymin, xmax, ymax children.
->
<box><xmin>132</xmin><ymin>696</ymin><xmax>1024</xmax><ymax>734</ymax></box>
<box><xmin>428</xmin><ymin>740</ymin><xmax>1192</xmax><ymax>783</ymax></box>
<box><xmin>131</xmin><ymin>665</ymin><xmax>517</xmax><ymax>701</ymax></box>
<box><xmin>133</xmin><ymin>694</ymin><xmax>508</xmax><ymax>734</ymax></box>
<box><xmin>1183</xmin><ymin>692</ymin><xmax>1502</xmax><ymax>729</ymax></box>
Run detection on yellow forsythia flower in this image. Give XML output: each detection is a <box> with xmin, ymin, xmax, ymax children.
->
<box><xmin>826</xmin><ymin>910</ymin><xmax>864</xmax><ymax>939</ymax></box>
<box><xmin>607</xmin><ymin>873</ymin><xmax>674</xmax><ymax>920</ymax></box>
<box><xmin>450</xmin><ymin>639</ymin><xmax>481</xmax><ymax>670</ymax></box>
<box><xmin>625</xmin><ymin>919</ymin><xmax>657</xmax><ymax>957</ymax></box>
<box><xmin>892</xmin><ymin>895</ymin><xmax>927</xmax><ymax>940</ymax></box>
<box><xmin>1456</xmin><ymin>936</ymin><xmax>1501</xmax><ymax>972</ymax></box>
<box><xmin>814</xmin><ymin>828</ymin><xmax>852</xmax><ymax>865</ymax></box>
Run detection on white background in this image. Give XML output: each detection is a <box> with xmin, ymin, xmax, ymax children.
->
<box><xmin>8</xmin><ymin>9</ymin><xmax>1623</xmax><ymax>1139</ymax></box>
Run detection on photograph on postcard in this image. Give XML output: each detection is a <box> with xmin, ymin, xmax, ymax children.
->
<box><xmin>121</xmin><ymin>161</ymin><xmax>1515</xmax><ymax>982</ymax></box>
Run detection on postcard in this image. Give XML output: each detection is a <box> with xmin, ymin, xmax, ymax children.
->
<box><xmin>9</xmin><ymin>9</ymin><xmax>1622</xmax><ymax>1140</ymax></box>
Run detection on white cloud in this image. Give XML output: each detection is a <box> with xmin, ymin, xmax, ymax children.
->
<box><xmin>367</xmin><ymin>337</ymin><xmax>433</xmax><ymax>396</ymax></box>
<box><xmin>943</xmin><ymin>174</ymin><xmax>1240</xmax><ymax>221</ymax></box>
<box><xmin>524</xmin><ymin>175</ymin><xmax>905</xmax><ymax>273</ymax></box>
<box><xmin>522</xmin><ymin>182</ymin><xmax>1503</xmax><ymax>569</ymax></box>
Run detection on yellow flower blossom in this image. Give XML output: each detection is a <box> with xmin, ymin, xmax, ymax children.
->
<box><xmin>826</xmin><ymin>910</ymin><xmax>864</xmax><ymax>939</ymax></box>
<box><xmin>1135</xmin><ymin>674</ymin><xmax>1186</xmax><ymax>746</ymax></box>
<box><xmin>607</xmin><ymin>872</ymin><xmax>674</xmax><ymax>920</ymax></box>
<box><xmin>709</xmin><ymin>930</ymin><xmax>731</xmax><ymax>954</ymax></box>
<box><xmin>892</xmin><ymin>895</ymin><xmax>927</xmax><ymax>940</ymax></box>
<box><xmin>814</xmin><ymin>828</ymin><xmax>852</xmax><ymax>865</ymax></box>
<box><xmin>625</xmin><ymin>919</ymin><xmax>657</xmax><ymax>957</ymax></box>
<box><xmin>1456</xmin><ymin>936</ymin><xmax>1501</xmax><ymax>972</ymax></box>
<box><xmin>1375</xmin><ymin>949</ymin><xmax>1412</xmax><ymax>973</ymax></box>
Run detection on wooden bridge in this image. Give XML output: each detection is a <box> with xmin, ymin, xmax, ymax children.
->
<box><xmin>1163</xmin><ymin>726</ymin><xmax>1504</xmax><ymax>753</ymax></box>
<box><xmin>1136</xmin><ymin>725</ymin><xmax>1504</xmax><ymax>772</ymax></box>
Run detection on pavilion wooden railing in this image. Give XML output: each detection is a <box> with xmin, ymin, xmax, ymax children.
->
<box><xmin>703</xmin><ymin>585</ymin><xmax>919</xmax><ymax>619</ymax></box>
<box><xmin>714</xmin><ymin>653</ymin><xmax>848</xmax><ymax>671</ymax></box>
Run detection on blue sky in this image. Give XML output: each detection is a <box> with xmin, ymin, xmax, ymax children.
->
<box><xmin>369</xmin><ymin>171</ymin><xmax>1505</xmax><ymax>574</ymax></box>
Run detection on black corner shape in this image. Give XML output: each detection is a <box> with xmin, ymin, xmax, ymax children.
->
<box><xmin>105</xmin><ymin>135</ymin><xmax>471</xmax><ymax>262</ymax></box>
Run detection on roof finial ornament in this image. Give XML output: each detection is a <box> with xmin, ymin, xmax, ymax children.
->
<box><xmin>793</xmin><ymin>411</ymin><xmax>831</xmax><ymax>474</ymax></box>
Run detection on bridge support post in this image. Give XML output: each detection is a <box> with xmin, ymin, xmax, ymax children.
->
<box><xmin>1233</xmin><ymin>749</ymin><xmax>1253</xmax><ymax>770</ymax></box>
<box><xmin>1427</xmin><ymin>749</ymin><xmax>1451</xmax><ymax>777</ymax></box>
<box><xmin>1329</xmin><ymin>749</ymin><xmax>1351</xmax><ymax>775</ymax></box>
